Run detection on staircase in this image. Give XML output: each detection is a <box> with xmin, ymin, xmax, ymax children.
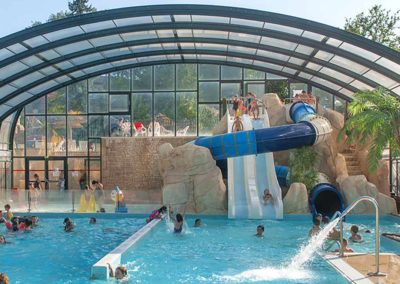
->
<box><xmin>342</xmin><ymin>149</ymin><xmax>363</xmax><ymax>176</ymax></box>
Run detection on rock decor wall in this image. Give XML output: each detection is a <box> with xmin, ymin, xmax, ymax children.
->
<box><xmin>101</xmin><ymin>137</ymin><xmax>193</xmax><ymax>203</ymax></box>
<box><xmin>159</xmin><ymin>143</ymin><xmax>227</xmax><ymax>214</ymax></box>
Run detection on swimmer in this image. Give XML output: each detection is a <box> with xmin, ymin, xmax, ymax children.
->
<box><xmin>107</xmin><ymin>263</ymin><xmax>128</xmax><ymax>280</ymax></box>
<box><xmin>332</xmin><ymin>238</ymin><xmax>354</xmax><ymax>253</ymax></box>
<box><xmin>4</xmin><ymin>204</ymin><xmax>12</xmax><ymax>220</ymax></box>
<box><xmin>89</xmin><ymin>217</ymin><xmax>96</xmax><ymax>224</ymax></box>
<box><xmin>309</xmin><ymin>218</ymin><xmax>321</xmax><ymax>238</ymax></box>
<box><xmin>146</xmin><ymin>206</ymin><xmax>167</xmax><ymax>223</ymax></box>
<box><xmin>315</xmin><ymin>213</ymin><xmax>323</xmax><ymax>222</ymax></box>
<box><xmin>0</xmin><ymin>235</ymin><xmax>9</xmax><ymax>244</ymax></box>
<box><xmin>169</xmin><ymin>205</ymin><xmax>186</xmax><ymax>234</ymax></box>
<box><xmin>0</xmin><ymin>272</ymin><xmax>9</xmax><ymax>284</ymax></box>
<box><xmin>63</xmin><ymin>217</ymin><xmax>74</xmax><ymax>232</ymax></box>
<box><xmin>322</xmin><ymin>216</ymin><xmax>340</xmax><ymax>240</ymax></box>
<box><xmin>194</xmin><ymin>219</ymin><xmax>202</xmax><ymax>227</ymax></box>
<box><xmin>349</xmin><ymin>225</ymin><xmax>363</xmax><ymax>243</ymax></box>
<box><xmin>263</xmin><ymin>189</ymin><xmax>273</xmax><ymax>204</ymax></box>
<box><xmin>255</xmin><ymin>225</ymin><xmax>264</xmax><ymax>237</ymax></box>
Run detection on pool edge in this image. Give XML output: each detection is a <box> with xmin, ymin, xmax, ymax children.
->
<box><xmin>91</xmin><ymin>219</ymin><xmax>161</xmax><ymax>280</ymax></box>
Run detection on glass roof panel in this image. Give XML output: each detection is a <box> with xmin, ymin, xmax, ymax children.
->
<box><xmin>55</xmin><ymin>61</ymin><xmax>75</xmax><ymax>70</ymax></box>
<box><xmin>193</xmin><ymin>30</ymin><xmax>229</xmax><ymax>39</ymax></box>
<box><xmin>162</xmin><ymin>43</ymin><xmax>179</xmax><ymax>50</ymax></box>
<box><xmin>253</xmin><ymin>61</ymin><xmax>282</xmax><ymax>71</ymax></box>
<box><xmin>114</xmin><ymin>16</ymin><xmax>153</xmax><ymax>27</ymax></box>
<box><xmin>330</xmin><ymin>55</ymin><xmax>368</xmax><ymax>74</ymax></box>
<box><xmin>54</xmin><ymin>75</ymin><xmax>71</xmax><ymax>84</ymax></box>
<box><xmin>295</xmin><ymin>44</ymin><xmax>314</xmax><ymax>55</ymax></box>
<box><xmin>282</xmin><ymin>67</ymin><xmax>297</xmax><ymax>75</ymax></box>
<box><xmin>267</xmin><ymin>73</ymin><xmax>287</xmax><ymax>80</ymax></box>
<box><xmin>363</xmin><ymin>70</ymin><xmax>398</xmax><ymax>89</ymax></box>
<box><xmin>339</xmin><ymin>88</ymin><xmax>354</xmax><ymax>98</ymax></box>
<box><xmin>12</xmin><ymin>71</ymin><xmax>45</xmax><ymax>88</ymax></box>
<box><xmin>179</xmin><ymin>43</ymin><xmax>195</xmax><ymax>49</ymax></box>
<box><xmin>260</xmin><ymin>37</ymin><xmax>297</xmax><ymax>50</ymax></box>
<box><xmin>38</xmin><ymin>49</ymin><xmax>60</xmax><ymax>60</ymax></box>
<box><xmin>6</xmin><ymin>93</ymin><xmax>34</xmax><ymax>107</ymax></box>
<box><xmin>0</xmin><ymin>48</ymin><xmax>14</xmax><ymax>60</ymax></box>
<box><xmin>311</xmin><ymin>77</ymin><xmax>341</xmax><ymax>91</ymax></box>
<box><xmin>7</xmin><ymin>43</ymin><xmax>28</xmax><ymax>54</ymax></box>
<box><xmin>81</xmin><ymin>20</ymin><xmax>115</xmax><ymax>32</ymax></box>
<box><xmin>70</xmin><ymin>70</ymin><xmax>86</xmax><ymax>78</ymax></box>
<box><xmin>55</xmin><ymin>40</ymin><xmax>93</xmax><ymax>55</ymax></box>
<box><xmin>137</xmin><ymin>55</ymin><xmax>167</xmax><ymax>62</ymax></box>
<box><xmin>23</xmin><ymin>35</ymin><xmax>49</xmax><ymax>48</ymax></box>
<box><xmin>228</xmin><ymin>45</ymin><xmax>255</xmax><ymax>54</ymax></box>
<box><xmin>174</xmin><ymin>15</ymin><xmax>191</xmax><ymax>22</ymax></box>
<box><xmin>326</xmin><ymin>38</ymin><xmax>343</xmax><ymax>47</ymax></box>
<box><xmin>20</xmin><ymin>55</ymin><xmax>43</xmax><ymax>67</ymax></box>
<box><xmin>288</xmin><ymin>57</ymin><xmax>305</xmax><ymax>66</ymax></box>
<box><xmin>392</xmin><ymin>86</ymin><xmax>400</xmax><ymax>95</ymax></box>
<box><xmin>183</xmin><ymin>54</ymin><xmax>197</xmax><ymax>60</ymax></box>
<box><xmin>156</xmin><ymin>30</ymin><xmax>175</xmax><ymax>38</ymax></box>
<box><xmin>305</xmin><ymin>62</ymin><xmax>323</xmax><ymax>71</ymax></box>
<box><xmin>339</xmin><ymin>42</ymin><xmax>380</xmax><ymax>61</ymax></box>
<box><xmin>302</xmin><ymin>31</ymin><xmax>326</xmax><ymax>41</ymax></box>
<box><xmin>198</xmin><ymin>54</ymin><xmax>226</xmax><ymax>61</ymax></box>
<box><xmin>191</xmin><ymin>15</ymin><xmax>230</xmax><ymax>23</ymax></box>
<box><xmin>230</xmin><ymin>18</ymin><xmax>264</xmax><ymax>28</ymax></box>
<box><xmin>319</xmin><ymin>67</ymin><xmax>353</xmax><ymax>83</ymax></box>
<box><xmin>121</xmin><ymin>30</ymin><xmax>158</xmax><ymax>41</ymax></box>
<box><xmin>375</xmin><ymin>57</ymin><xmax>400</xmax><ymax>74</ymax></box>
<box><xmin>166</xmin><ymin>54</ymin><xmax>181</xmax><ymax>60</ymax></box>
<box><xmin>82</xmin><ymin>63</ymin><xmax>114</xmax><ymax>74</ymax></box>
<box><xmin>229</xmin><ymin>32</ymin><xmax>260</xmax><ymax>42</ymax></box>
<box><xmin>43</xmin><ymin>26</ymin><xmax>84</xmax><ymax>42</ymax></box>
<box><xmin>0</xmin><ymin>105</ymin><xmax>12</xmax><ymax>116</ymax></box>
<box><xmin>256</xmin><ymin>49</ymin><xmax>289</xmax><ymax>61</ymax></box>
<box><xmin>90</xmin><ymin>35</ymin><xmax>123</xmax><ymax>47</ymax></box>
<box><xmin>298</xmin><ymin>72</ymin><xmax>313</xmax><ymax>80</ymax></box>
<box><xmin>197</xmin><ymin>43</ymin><xmax>227</xmax><ymax>51</ymax></box>
<box><xmin>29</xmin><ymin>80</ymin><xmax>60</xmax><ymax>95</ymax></box>
<box><xmin>0</xmin><ymin>61</ymin><xmax>28</xmax><ymax>80</ymax></box>
<box><xmin>314</xmin><ymin>50</ymin><xmax>334</xmax><ymax>61</ymax></box>
<box><xmin>0</xmin><ymin>85</ymin><xmax>17</xmax><ymax>99</ymax></box>
<box><xmin>176</xmin><ymin>30</ymin><xmax>193</xmax><ymax>37</ymax></box>
<box><xmin>264</xmin><ymin>23</ymin><xmax>303</xmax><ymax>35</ymax></box>
<box><xmin>131</xmin><ymin>44</ymin><xmax>163</xmax><ymax>53</ymax></box>
<box><xmin>350</xmin><ymin>80</ymin><xmax>374</xmax><ymax>91</ymax></box>
<box><xmin>40</xmin><ymin>66</ymin><xmax>58</xmax><ymax>76</ymax></box>
<box><xmin>227</xmin><ymin>57</ymin><xmax>253</xmax><ymax>65</ymax></box>
<box><xmin>101</xmin><ymin>48</ymin><xmax>132</xmax><ymax>58</ymax></box>
<box><xmin>152</xmin><ymin>15</ymin><xmax>171</xmax><ymax>23</ymax></box>
<box><xmin>70</xmin><ymin>53</ymin><xmax>104</xmax><ymax>65</ymax></box>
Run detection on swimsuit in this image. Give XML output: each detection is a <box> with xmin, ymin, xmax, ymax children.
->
<box><xmin>174</xmin><ymin>224</ymin><xmax>183</xmax><ymax>233</ymax></box>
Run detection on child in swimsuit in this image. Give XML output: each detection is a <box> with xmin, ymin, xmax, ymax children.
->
<box><xmin>169</xmin><ymin>206</ymin><xmax>185</xmax><ymax>234</ymax></box>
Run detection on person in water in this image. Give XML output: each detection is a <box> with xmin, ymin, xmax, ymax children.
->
<box><xmin>0</xmin><ymin>235</ymin><xmax>10</xmax><ymax>244</ymax></box>
<box><xmin>107</xmin><ymin>263</ymin><xmax>128</xmax><ymax>280</ymax></box>
<box><xmin>255</xmin><ymin>225</ymin><xmax>264</xmax><ymax>237</ymax></box>
<box><xmin>0</xmin><ymin>272</ymin><xmax>9</xmax><ymax>284</ymax></box>
<box><xmin>349</xmin><ymin>225</ymin><xmax>363</xmax><ymax>243</ymax></box>
<box><xmin>332</xmin><ymin>238</ymin><xmax>354</xmax><ymax>253</ymax></box>
<box><xmin>194</xmin><ymin>219</ymin><xmax>202</xmax><ymax>227</ymax></box>
<box><xmin>169</xmin><ymin>206</ymin><xmax>186</xmax><ymax>233</ymax></box>
<box><xmin>322</xmin><ymin>216</ymin><xmax>340</xmax><ymax>240</ymax></box>
<box><xmin>308</xmin><ymin>218</ymin><xmax>321</xmax><ymax>238</ymax></box>
<box><xmin>64</xmin><ymin>217</ymin><xmax>74</xmax><ymax>232</ymax></box>
<box><xmin>89</xmin><ymin>217</ymin><xmax>97</xmax><ymax>224</ymax></box>
<box><xmin>146</xmin><ymin>206</ymin><xmax>167</xmax><ymax>223</ymax></box>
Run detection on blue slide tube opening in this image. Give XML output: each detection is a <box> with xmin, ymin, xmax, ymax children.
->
<box><xmin>309</xmin><ymin>183</ymin><xmax>345</xmax><ymax>218</ymax></box>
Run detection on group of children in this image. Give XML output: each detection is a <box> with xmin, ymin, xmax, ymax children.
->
<box><xmin>231</xmin><ymin>92</ymin><xmax>261</xmax><ymax>132</ymax></box>
<box><xmin>0</xmin><ymin>204</ymin><xmax>39</xmax><ymax>241</ymax></box>
<box><xmin>309</xmin><ymin>213</ymin><xmax>367</xmax><ymax>253</ymax></box>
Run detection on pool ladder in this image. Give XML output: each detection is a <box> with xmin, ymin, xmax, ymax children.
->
<box><xmin>335</xmin><ymin>196</ymin><xmax>386</xmax><ymax>276</ymax></box>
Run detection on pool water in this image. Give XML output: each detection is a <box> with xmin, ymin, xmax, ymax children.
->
<box><xmin>121</xmin><ymin>215</ymin><xmax>400</xmax><ymax>284</ymax></box>
<box><xmin>0</xmin><ymin>215</ymin><xmax>144</xmax><ymax>284</ymax></box>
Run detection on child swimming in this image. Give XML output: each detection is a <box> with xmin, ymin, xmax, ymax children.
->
<box><xmin>349</xmin><ymin>225</ymin><xmax>363</xmax><ymax>243</ymax></box>
<box><xmin>308</xmin><ymin>218</ymin><xmax>321</xmax><ymax>238</ymax></box>
<box><xmin>169</xmin><ymin>205</ymin><xmax>186</xmax><ymax>234</ymax></box>
<box><xmin>107</xmin><ymin>263</ymin><xmax>128</xmax><ymax>280</ymax></box>
<box><xmin>63</xmin><ymin>218</ymin><xmax>75</xmax><ymax>232</ymax></box>
<box><xmin>194</xmin><ymin>219</ymin><xmax>202</xmax><ymax>227</ymax></box>
<box><xmin>255</xmin><ymin>225</ymin><xmax>264</xmax><ymax>237</ymax></box>
<box><xmin>332</xmin><ymin>239</ymin><xmax>354</xmax><ymax>253</ymax></box>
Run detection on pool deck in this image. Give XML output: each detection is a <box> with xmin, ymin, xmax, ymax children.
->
<box><xmin>323</xmin><ymin>253</ymin><xmax>400</xmax><ymax>284</ymax></box>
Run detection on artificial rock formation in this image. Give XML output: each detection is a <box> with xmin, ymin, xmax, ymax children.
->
<box><xmin>337</xmin><ymin>175</ymin><xmax>396</xmax><ymax>214</ymax></box>
<box><xmin>283</xmin><ymin>182</ymin><xmax>309</xmax><ymax>214</ymax></box>
<box><xmin>159</xmin><ymin>143</ymin><xmax>227</xmax><ymax>214</ymax></box>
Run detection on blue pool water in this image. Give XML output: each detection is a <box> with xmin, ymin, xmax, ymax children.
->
<box><xmin>0</xmin><ymin>215</ymin><xmax>144</xmax><ymax>284</ymax></box>
<box><xmin>121</xmin><ymin>215</ymin><xmax>400</xmax><ymax>284</ymax></box>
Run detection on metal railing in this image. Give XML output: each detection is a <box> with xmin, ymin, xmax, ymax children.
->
<box><xmin>337</xmin><ymin>196</ymin><xmax>385</xmax><ymax>276</ymax></box>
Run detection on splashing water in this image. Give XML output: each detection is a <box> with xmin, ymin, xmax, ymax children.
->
<box><xmin>221</xmin><ymin>218</ymin><xmax>341</xmax><ymax>282</ymax></box>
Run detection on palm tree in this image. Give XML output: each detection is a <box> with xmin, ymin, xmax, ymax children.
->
<box><xmin>339</xmin><ymin>88</ymin><xmax>400</xmax><ymax>172</ymax></box>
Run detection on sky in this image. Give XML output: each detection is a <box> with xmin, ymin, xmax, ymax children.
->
<box><xmin>0</xmin><ymin>0</ymin><xmax>399</xmax><ymax>37</ymax></box>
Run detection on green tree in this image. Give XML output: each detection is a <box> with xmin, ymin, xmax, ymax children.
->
<box><xmin>288</xmin><ymin>147</ymin><xmax>319</xmax><ymax>190</ymax></box>
<box><xmin>339</xmin><ymin>88</ymin><xmax>400</xmax><ymax>172</ymax></box>
<box><xmin>48</xmin><ymin>10</ymin><xmax>69</xmax><ymax>21</ymax></box>
<box><xmin>345</xmin><ymin>5</ymin><xmax>400</xmax><ymax>50</ymax></box>
<box><xmin>67</xmin><ymin>0</ymin><xmax>97</xmax><ymax>16</ymax></box>
<box><xmin>267</xmin><ymin>80</ymin><xmax>289</xmax><ymax>101</ymax></box>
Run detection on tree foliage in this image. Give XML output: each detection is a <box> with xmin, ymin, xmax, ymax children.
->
<box><xmin>289</xmin><ymin>146</ymin><xmax>319</xmax><ymax>191</ymax></box>
<box><xmin>338</xmin><ymin>88</ymin><xmax>400</xmax><ymax>172</ymax></box>
<box><xmin>344</xmin><ymin>5</ymin><xmax>400</xmax><ymax>50</ymax></box>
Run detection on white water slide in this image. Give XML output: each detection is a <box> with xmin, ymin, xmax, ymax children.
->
<box><xmin>227</xmin><ymin>112</ymin><xmax>283</xmax><ymax>219</ymax></box>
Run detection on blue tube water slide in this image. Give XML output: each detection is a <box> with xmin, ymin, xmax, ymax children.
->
<box><xmin>194</xmin><ymin>101</ymin><xmax>343</xmax><ymax>218</ymax></box>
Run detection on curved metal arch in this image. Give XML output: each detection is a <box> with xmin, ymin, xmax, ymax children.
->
<box><xmin>0</xmin><ymin>59</ymin><xmax>351</xmax><ymax>121</ymax></box>
<box><xmin>1</xmin><ymin>36</ymin><xmax>379</xmax><ymax>90</ymax></box>
<box><xmin>0</xmin><ymin>48</ymin><xmax>360</xmax><ymax>105</ymax></box>
<box><xmin>0</xmin><ymin>4</ymin><xmax>398</xmax><ymax>62</ymax></box>
<box><xmin>1</xmin><ymin>21</ymin><xmax>398</xmax><ymax>84</ymax></box>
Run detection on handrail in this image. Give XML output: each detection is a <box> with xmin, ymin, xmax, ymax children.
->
<box><xmin>336</xmin><ymin>196</ymin><xmax>385</xmax><ymax>276</ymax></box>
